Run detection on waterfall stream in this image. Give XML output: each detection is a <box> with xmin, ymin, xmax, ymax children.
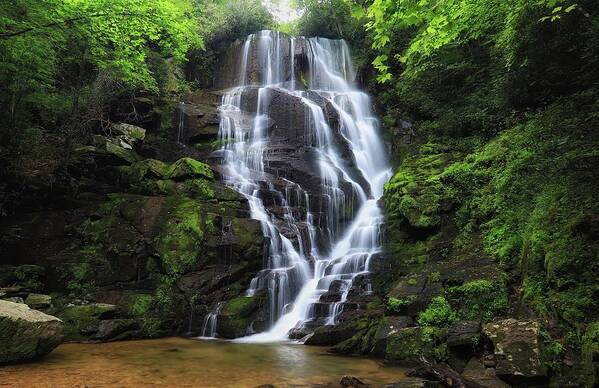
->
<box><xmin>209</xmin><ymin>30</ymin><xmax>391</xmax><ymax>341</ymax></box>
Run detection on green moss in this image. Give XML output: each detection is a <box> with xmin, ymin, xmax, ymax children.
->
<box><xmin>154</xmin><ymin>196</ymin><xmax>214</xmax><ymax>277</ymax></box>
<box><xmin>129</xmin><ymin>294</ymin><xmax>153</xmax><ymax>317</ymax></box>
<box><xmin>166</xmin><ymin>157</ymin><xmax>214</xmax><ymax>181</ymax></box>
<box><xmin>446</xmin><ymin>280</ymin><xmax>508</xmax><ymax>322</ymax></box>
<box><xmin>384</xmin><ymin>147</ymin><xmax>454</xmax><ymax>229</ymax></box>
<box><xmin>59</xmin><ymin>303</ymin><xmax>118</xmax><ymax>341</ymax></box>
<box><xmin>121</xmin><ymin>159</ymin><xmax>170</xmax><ymax>183</ymax></box>
<box><xmin>222</xmin><ymin>296</ymin><xmax>259</xmax><ymax>317</ymax></box>
<box><xmin>183</xmin><ymin>179</ymin><xmax>215</xmax><ymax>200</ymax></box>
<box><xmin>105</xmin><ymin>141</ymin><xmax>141</xmax><ymax>164</ymax></box>
<box><xmin>385</xmin><ymin>327</ymin><xmax>446</xmax><ymax>361</ymax></box>
<box><xmin>386</xmin><ymin>296</ymin><xmax>416</xmax><ymax>315</ymax></box>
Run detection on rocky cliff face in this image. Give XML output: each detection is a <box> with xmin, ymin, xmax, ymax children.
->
<box><xmin>0</xmin><ymin>121</ymin><xmax>266</xmax><ymax>341</ymax></box>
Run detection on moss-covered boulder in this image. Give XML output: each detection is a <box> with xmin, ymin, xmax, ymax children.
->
<box><xmin>120</xmin><ymin>159</ymin><xmax>170</xmax><ymax>183</ymax></box>
<box><xmin>58</xmin><ymin>303</ymin><xmax>119</xmax><ymax>341</ymax></box>
<box><xmin>483</xmin><ymin>319</ymin><xmax>547</xmax><ymax>385</ymax></box>
<box><xmin>24</xmin><ymin>293</ymin><xmax>52</xmax><ymax>310</ymax></box>
<box><xmin>167</xmin><ymin>157</ymin><xmax>214</xmax><ymax>181</ymax></box>
<box><xmin>384</xmin><ymin>326</ymin><xmax>446</xmax><ymax>362</ymax></box>
<box><xmin>0</xmin><ymin>300</ymin><xmax>63</xmax><ymax>364</ymax></box>
<box><xmin>112</xmin><ymin>123</ymin><xmax>146</xmax><ymax>141</ymax></box>
<box><xmin>215</xmin><ymin>296</ymin><xmax>266</xmax><ymax>339</ymax></box>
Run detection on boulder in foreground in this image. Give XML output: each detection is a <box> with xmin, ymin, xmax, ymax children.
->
<box><xmin>0</xmin><ymin>300</ymin><xmax>64</xmax><ymax>364</ymax></box>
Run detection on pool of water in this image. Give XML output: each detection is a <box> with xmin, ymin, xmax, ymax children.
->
<box><xmin>0</xmin><ymin>337</ymin><xmax>407</xmax><ymax>387</ymax></box>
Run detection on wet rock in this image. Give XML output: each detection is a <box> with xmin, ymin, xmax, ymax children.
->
<box><xmin>0</xmin><ymin>300</ymin><xmax>63</xmax><ymax>364</ymax></box>
<box><xmin>288</xmin><ymin>327</ymin><xmax>311</xmax><ymax>340</ymax></box>
<box><xmin>482</xmin><ymin>319</ymin><xmax>547</xmax><ymax>385</ymax></box>
<box><xmin>304</xmin><ymin>324</ymin><xmax>356</xmax><ymax>346</ymax></box>
<box><xmin>24</xmin><ymin>293</ymin><xmax>52</xmax><ymax>310</ymax></box>
<box><xmin>340</xmin><ymin>375</ymin><xmax>367</xmax><ymax>387</ymax></box>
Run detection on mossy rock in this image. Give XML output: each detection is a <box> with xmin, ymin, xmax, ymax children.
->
<box><xmin>59</xmin><ymin>303</ymin><xmax>119</xmax><ymax>341</ymax></box>
<box><xmin>0</xmin><ymin>300</ymin><xmax>64</xmax><ymax>364</ymax></box>
<box><xmin>24</xmin><ymin>293</ymin><xmax>52</xmax><ymax>310</ymax></box>
<box><xmin>105</xmin><ymin>141</ymin><xmax>141</xmax><ymax>164</ymax></box>
<box><xmin>112</xmin><ymin>123</ymin><xmax>146</xmax><ymax>141</ymax></box>
<box><xmin>166</xmin><ymin>157</ymin><xmax>214</xmax><ymax>181</ymax></box>
<box><xmin>154</xmin><ymin>196</ymin><xmax>216</xmax><ymax>277</ymax></box>
<box><xmin>216</xmin><ymin>296</ymin><xmax>264</xmax><ymax>339</ymax></box>
<box><xmin>120</xmin><ymin>159</ymin><xmax>170</xmax><ymax>183</ymax></box>
<box><xmin>385</xmin><ymin>327</ymin><xmax>443</xmax><ymax>362</ymax></box>
<box><xmin>221</xmin><ymin>296</ymin><xmax>260</xmax><ymax>317</ymax></box>
<box><xmin>385</xmin><ymin>327</ymin><xmax>424</xmax><ymax>361</ymax></box>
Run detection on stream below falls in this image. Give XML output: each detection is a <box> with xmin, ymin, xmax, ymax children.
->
<box><xmin>0</xmin><ymin>338</ymin><xmax>407</xmax><ymax>387</ymax></box>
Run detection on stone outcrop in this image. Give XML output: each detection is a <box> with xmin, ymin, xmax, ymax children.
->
<box><xmin>482</xmin><ymin>319</ymin><xmax>547</xmax><ymax>385</ymax></box>
<box><xmin>0</xmin><ymin>300</ymin><xmax>63</xmax><ymax>364</ymax></box>
<box><xmin>0</xmin><ymin>119</ymin><xmax>267</xmax><ymax>344</ymax></box>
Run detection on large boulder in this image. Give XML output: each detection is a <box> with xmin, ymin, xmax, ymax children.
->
<box><xmin>0</xmin><ymin>300</ymin><xmax>63</xmax><ymax>364</ymax></box>
<box><xmin>215</xmin><ymin>295</ymin><xmax>268</xmax><ymax>339</ymax></box>
<box><xmin>111</xmin><ymin>123</ymin><xmax>146</xmax><ymax>141</ymax></box>
<box><xmin>483</xmin><ymin>319</ymin><xmax>548</xmax><ymax>385</ymax></box>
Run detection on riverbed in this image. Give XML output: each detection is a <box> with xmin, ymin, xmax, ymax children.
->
<box><xmin>0</xmin><ymin>337</ymin><xmax>407</xmax><ymax>387</ymax></box>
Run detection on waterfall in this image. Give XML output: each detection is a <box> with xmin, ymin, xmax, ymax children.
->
<box><xmin>176</xmin><ymin>102</ymin><xmax>186</xmax><ymax>145</ymax></box>
<box><xmin>200</xmin><ymin>302</ymin><xmax>224</xmax><ymax>338</ymax></box>
<box><xmin>213</xmin><ymin>30</ymin><xmax>391</xmax><ymax>342</ymax></box>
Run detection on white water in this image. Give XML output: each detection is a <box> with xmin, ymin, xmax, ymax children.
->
<box><xmin>212</xmin><ymin>31</ymin><xmax>391</xmax><ymax>342</ymax></box>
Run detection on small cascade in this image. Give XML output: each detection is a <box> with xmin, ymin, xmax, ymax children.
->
<box><xmin>214</xmin><ymin>30</ymin><xmax>392</xmax><ymax>342</ymax></box>
<box><xmin>200</xmin><ymin>302</ymin><xmax>224</xmax><ymax>338</ymax></box>
<box><xmin>176</xmin><ymin>102</ymin><xmax>186</xmax><ymax>145</ymax></box>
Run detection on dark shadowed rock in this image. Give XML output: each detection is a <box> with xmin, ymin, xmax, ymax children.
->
<box><xmin>461</xmin><ymin>358</ymin><xmax>509</xmax><ymax>388</ymax></box>
<box><xmin>93</xmin><ymin>319</ymin><xmax>140</xmax><ymax>341</ymax></box>
<box><xmin>447</xmin><ymin>320</ymin><xmax>481</xmax><ymax>348</ymax></box>
<box><xmin>340</xmin><ymin>375</ymin><xmax>367</xmax><ymax>387</ymax></box>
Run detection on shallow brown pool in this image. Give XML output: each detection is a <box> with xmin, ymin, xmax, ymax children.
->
<box><xmin>0</xmin><ymin>337</ymin><xmax>407</xmax><ymax>387</ymax></box>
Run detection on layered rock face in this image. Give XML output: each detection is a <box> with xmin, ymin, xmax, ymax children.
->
<box><xmin>0</xmin><ymin>300</ymin><xmax>63</xmax><ymax>364</ymax></box>
<box><xmin>0</xmin><ymin>122</ymin><xmax>266</xmax><ymax>342</ymax></box>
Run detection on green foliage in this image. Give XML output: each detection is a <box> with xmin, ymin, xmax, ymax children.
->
<box><xmin>361</xmin><ymin>0</ymin><xmax>582</xmax><ymax>81</ymax></box>
<box><xmin>446</xmin><ymin>280</ymin><xmax>508</xmax><ymax>322</ymax></box>
<box><xmin>417</xmin><ymin>296</ymin><xmax>456</xmax><ymax>328</ymax></box>
<box><xmin>386</xmin><ymin>296</ymin><xmax>415</xmax><ymax>315</ymax></box>
<box><xmin>129</xmin><ymin>294</ymin><xmax>154</xmax><ymax>317</ymax></box>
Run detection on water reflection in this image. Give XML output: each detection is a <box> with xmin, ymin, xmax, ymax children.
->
<box><xmin>0</xmin><ymin>338</ymin><xmax>406</xmax><ymax>387</ymax></box>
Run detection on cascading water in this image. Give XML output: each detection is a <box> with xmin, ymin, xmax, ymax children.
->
<box><xmin>212</xmin><ymin>30</ymin><xmax>391</xmax><ymax>342</ymax></box>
